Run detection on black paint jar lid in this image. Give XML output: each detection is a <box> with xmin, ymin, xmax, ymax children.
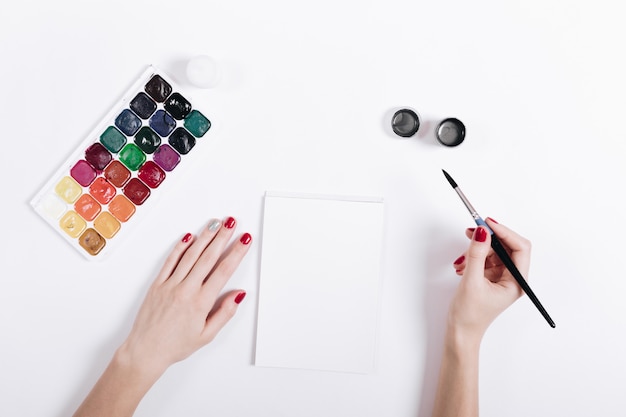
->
<box><xmin>391</xmin><ymin>109</ymin><xmax>421</xmax><ymax>137</ymax></box>
<box><xmin>436</xmin><ymin>118</ymin><xmax>465</xmax><ymax>146</ymax></box>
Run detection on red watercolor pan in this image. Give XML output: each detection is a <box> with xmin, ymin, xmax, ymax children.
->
<box><xmin>30</xmin><ymin>66</ymin><xmax>212</xmax><ymax>260</ymax></box>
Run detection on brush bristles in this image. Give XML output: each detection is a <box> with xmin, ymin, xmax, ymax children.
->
<box><xmin>441</xmin><ymin>169</ymin><xmax>457</xmax><ymax>188</ymax></box>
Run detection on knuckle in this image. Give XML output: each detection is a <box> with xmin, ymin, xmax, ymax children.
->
<box><xmin>203</xmin><ymin>332</ymin><xmax>217</xmax><ymax>344</ymax></box>
<box><xmin>219</xmin><ymin>262</ymin><xmax>237</xmax><ymax>279</ymax></box>
<box><xmin>520</xmin><ymin>237</ymin><xmax>532</xmax><ymax>252</ymax></box>
<box><xmin>468</xmin><ymin>244</ymin><xmax>488</xmax><ymax>259</ymax></box>
<box><xmin>217</xmin><ymin>253</ymin><xmax>243</xmax><ymax>279</ymax></box>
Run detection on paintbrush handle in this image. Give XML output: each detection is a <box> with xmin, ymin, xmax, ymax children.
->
<box><xmin>490</xmin><ymin>234</ymin><xmax>556</xmax><ymax>328</ymax></box>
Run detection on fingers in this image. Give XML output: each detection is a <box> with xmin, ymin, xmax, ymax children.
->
<box><xmin>164</xmin><ymin>215</ymin><xmax>252</xmax><ymax>311</ymax></box>
<box><xmin>166</xmin><ymin>217</ymin><xmax>232</xmax><ymax>285</ymax></box>
<box><xmin>201</xmin><ymin>290</ymin><xmax>247</xmax><ymax>344</ymax></box>
<box><xmin>486</xmin><ymin>218</ymin><xmax>532</xmax><ymax>254</ymax></box>
<box><xmin>182</xmin><ymin>217</ymin><xmax>239</xmax><ymax>286</ymax></box>
<box><xmin>463</xmin><ymin>226</ymin><xmax>492</xmax><ymax>281</ymax></box>
<box><xmin>153</xmin><ymin>232</ymin><xmax>196</xmax><ymax>286</ymax></box>
<box><xmin>453</xmin><ymin>254</ymin><xmax>466</xmax><ymax>276</ymax></box>
<box><xmin>164</xmin><ymin>215</ymin><xmax>252</xmax><ymax>312</ymax></box>
<box><xmin>486</xmin><ymin>218</ymin><xmax>532</xmax><ymax>277</ymax></box>
<box><xmin>200</xmin><ymin>232</ymin><xmax>253</xmax><ymax>308</ymax></box>
<box><xmin>454</xmin><ymin>218</ymin><xmax>531</xmax><ymax>280</ymax></box>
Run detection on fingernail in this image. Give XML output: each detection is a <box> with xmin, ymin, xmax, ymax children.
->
<box><xmin>454</xmin><ymin>255</ymin><xmax>465</xmax><ymax>265</ymax></box>
<box><xmin>182</xmin><ymin>233</ymin><xmax>192</xmax><ymax>243</ymax></box>
<box><xmin>240</xmin><ymin>232</ymin><xmax>252</xmax><ymax>245</ymax></box>
<box><xmin>224</xmin><ymin>216</ymin><xmax>236</xmax><ymax>229</ymax></box>
<box><xmin>474</xmin><ymin>227</ymin><xmax>487</xmax><ymax>242</ymax></box>
<box><xmin>234</xmin><ymin>291</ymin><xmax>247</xmax><ymax>304</ymax></box>
<box><xmin>208</xmin><ymin>219</ymin><xmax>221</xmax><ymax>231</ymax></box>
<box><xmin>467</xmin><ymin>227</ymin><xmax>475</xmax><ymax>233</ymax></box>
<box><xmin>486</xmin><ymin>217</ymin><xmax>498</xmax><ymax>224</ymax></box>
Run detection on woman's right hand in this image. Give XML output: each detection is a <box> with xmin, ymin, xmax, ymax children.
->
<box><xmin>447</xmin><ymin>218</ymin><xmax>532</xmax><ymax>341</ymax></box>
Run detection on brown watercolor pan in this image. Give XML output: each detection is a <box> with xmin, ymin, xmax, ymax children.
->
<box><xmin>30</xmin><ymin>66</ymin><xmax>212</xmax><ymax>259</ymax></box>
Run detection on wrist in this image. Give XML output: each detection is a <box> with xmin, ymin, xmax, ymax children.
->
<box><xmin>114</xmin><ymin>341</ymin><xmax>168</xmax><ymax>385</ymax></box>
<box><xmin>73</xmin><ymin>344</ymin><xmax>168</xmax><ymax>417</ymax></box>
<box><xmin>444</xmin><ymin>321</ymin><xmax>483</xmax><ymax>357</ymax></box>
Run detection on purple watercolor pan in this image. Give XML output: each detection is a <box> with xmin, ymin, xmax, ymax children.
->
<box><xmin>31</xmin><ymin>66</ymin><xmax>212</xmax><ymax>259</ymax></box>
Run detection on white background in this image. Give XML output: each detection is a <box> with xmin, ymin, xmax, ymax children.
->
<box><xmin>1</xmin><ymin>1</ymin><xmax>625</xmax><ymax>416</ymax></box>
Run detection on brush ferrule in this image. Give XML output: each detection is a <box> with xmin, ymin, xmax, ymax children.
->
<box><xmin>455</xmin><ymin>188</ymin><xmax>479</xmax><ymax>218</ymax></box>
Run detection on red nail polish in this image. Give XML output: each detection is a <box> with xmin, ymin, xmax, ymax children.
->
<box><xmin>240</xmin><ymin>233</ymin><xmax>252</xmax><ymax>245</ymax></box>
<box><xmin>487</xmin><ymin>217</ymin><xmax>498</xmax><ymax>224</ymax></box>
<box><xmin>454</xmin><ymin>255</ymin><xmax>465</xmax><ymax>265</ymax></box>
<box><xmin>225</xmin><ymin>216</ymin><xmax>236</xmax><ymax>229</ymax></box>
<box><xmin>474</xmin><ymin>227</ymin><xmax>487</xmax><ymax>242</ymax></box>
<box><xmin>182</xmin><ymin>233</ymin><xmax>192</xmax><ymax>243</ymax></box>
<box><xmin>234</xmin><ymin>291</ymin><xmax>246</xmax><ymax>304</ymax></box>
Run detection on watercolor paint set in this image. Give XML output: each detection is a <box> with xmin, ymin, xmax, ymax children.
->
<box><xmin>31</xmin><ymin>66</ymin><xmax>211</xmax><ymax>259</ymax></box>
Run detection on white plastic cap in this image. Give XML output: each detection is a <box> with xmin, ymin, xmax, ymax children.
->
<box><xmin>186</xmin><ymin>55</ymin><xmax>221</xmax><ymax>89</ymax></box>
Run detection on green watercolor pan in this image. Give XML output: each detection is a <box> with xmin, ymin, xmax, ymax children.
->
<box><xmin>30</xmin><ymin>65</ymin><xmax>212</xmax><ymax>260</ymax></box>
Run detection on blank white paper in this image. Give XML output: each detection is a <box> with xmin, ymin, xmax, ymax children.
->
<box><xmin>255</xmin><ymin>192</ymin><xmax>385</xmax><ymax>374</ymax></box>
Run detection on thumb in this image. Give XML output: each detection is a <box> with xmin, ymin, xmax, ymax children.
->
<box><xmin>464</xmin><ymin>226</ymin><xmax>492</xmax><ymax>281</ymax></box>
<box><xmin>201</xmin><ymin>290</ymin><xmax>246</xmax><ymax>344</ymax></box>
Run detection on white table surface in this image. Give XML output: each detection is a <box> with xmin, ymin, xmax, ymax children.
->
<box><xmin>1</xmin><ymin>1</ymin><xmax>625</xmax><ymax>416</ymax></box>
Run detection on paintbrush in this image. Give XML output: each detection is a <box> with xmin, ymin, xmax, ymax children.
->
<box><xmin>442</xmin><ymin>169</ymin><xmax>555</xmax><ymax>328</ymax></box>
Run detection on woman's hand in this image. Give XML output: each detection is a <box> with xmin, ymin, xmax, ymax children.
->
<box><xmin>432</xmin><ymin>218</ymin><xmax>532</xmax><ymax>417</ymax></box>
<box><xmin>73</xmin><ymin>216</ymin><xmax>252</xmax><ymax>417</ymax></box>
<box><xmin>448</xmin><ymin>218</ymin><xmax>531</xmax><ymax>341</ymax></box>
<box><xmin>118</xmin><ymin>216</ymin><xmax>252</xmax><ymax>376</ymax></box>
